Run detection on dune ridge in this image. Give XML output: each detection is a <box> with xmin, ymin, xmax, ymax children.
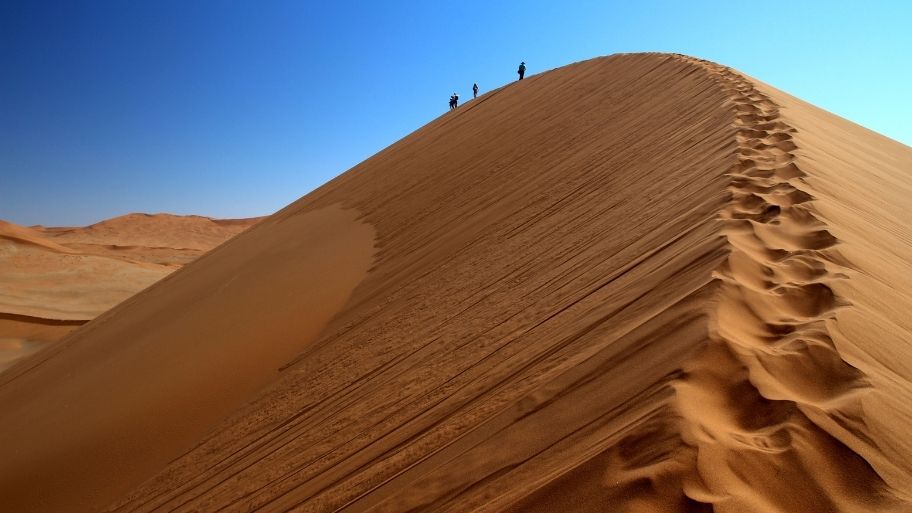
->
<box><xmin>2</xmin><ymin>53</ymin><xmax>911</xmax><ymax>512</ymax></box>
<box><xmin>670</xmin><ymin>56</ymin><xmax>906</xmax><ymax>512</ymax></box>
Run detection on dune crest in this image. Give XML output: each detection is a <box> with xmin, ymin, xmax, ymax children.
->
<box><xmin>672</xmin><ymin>56</ymin><xmax>906</xmax><ymax>513</ymax></box>
<box><xmin>2</xmin><ymin>53</ymin><xmax>911</xmax><ymax>512</ymax></box>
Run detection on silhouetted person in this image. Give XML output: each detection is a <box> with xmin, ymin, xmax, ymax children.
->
<box><xmin>449</xmin><ymin>95</ymin><xmax>455</xmax><ymax>110</ymax></box>
<box><xmin>517</xmin><ymin>61</ymin><xmax>526</xmax><ymax>80</ymax></box>
<box><xmin>452</xmin><ymin>92</ymin><xmax>459</xmax><ymax>108</ymax></box>
<box><xmin>473</xmin><ymin>83</ymin><xmax>479</xmax><ymax>99</ymax></box>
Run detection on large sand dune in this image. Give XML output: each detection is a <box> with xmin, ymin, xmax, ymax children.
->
<box><xmin>0</xmin><ymin>214</ymin><xmax>260</xmax><ymax>371</ymax></box>
<box><xmin>1</xmin><ymin>53</ymin><xmax>911</xmax><ymax>512</ymax></box>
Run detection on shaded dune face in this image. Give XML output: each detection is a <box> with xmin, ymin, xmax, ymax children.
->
<box><xmin>2</xmin><ymin>53</ymin><xmax>911</xmax><ymax>513</ymax></box>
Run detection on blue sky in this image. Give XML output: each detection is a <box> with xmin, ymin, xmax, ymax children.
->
<box><xmin>2</xmin><ymin>1</ymin><xmax>910</xmax><ymax>226</ymax></box>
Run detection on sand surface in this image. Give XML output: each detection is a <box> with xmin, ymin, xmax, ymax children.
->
<box><xmin>1</xmin><ymin>53</ymin><xmax>911</xmax><ymax>512</ymax></box>
<box><xmin>0</xmin><ymin>215</ymin><xmax>259</xmax><ymax>371</ymax></box>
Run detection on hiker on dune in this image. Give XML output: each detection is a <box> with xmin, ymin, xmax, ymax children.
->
<box><xmin>518</xmin><ymin>61</ymin><xmax>526</xmax><ymax>80</ymax></box>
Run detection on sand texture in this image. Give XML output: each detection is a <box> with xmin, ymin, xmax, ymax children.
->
<box><xmin>0</xmin><ymin>214</ymin><xmax>260</xmax><ymax>371</ymax></box>
<box><xmin>1</xmin><ymin>53</ymin><xmax>911</xmax><ymax>512</ymax></box>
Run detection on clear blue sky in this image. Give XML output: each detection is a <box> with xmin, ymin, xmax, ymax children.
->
<box><xmin>2</xmin><ymin>1</ymin><xmax>910</xmax><ymax>226</ymax></box>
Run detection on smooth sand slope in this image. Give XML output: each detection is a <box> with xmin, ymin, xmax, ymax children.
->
<box><xmin>0</xmin><ymin>215</ymin><xmax>260</xmax><ymax>371</ymax></box>
<box><xmin>1</xmin><ymin>53</ymin><xmax>911</xmax><ymax>512</ymax></box>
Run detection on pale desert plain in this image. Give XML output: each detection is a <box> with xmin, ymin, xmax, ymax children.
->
<box><xmin>1</xmin><ymin>53</ymin><xmax>911</xmax><ymax>512</ymax></box>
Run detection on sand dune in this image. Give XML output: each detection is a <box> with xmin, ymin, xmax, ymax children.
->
<box><xmin>1</xmin><ymin>53</ymin><xmax>911</xmax><ymax>512</ymax></box>
<box><xmin>0</xmin><ymin>214</ymin><xmax>260</xmax><ymax>372</ymax></box>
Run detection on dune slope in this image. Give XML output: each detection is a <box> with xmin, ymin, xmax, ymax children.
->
<box><xmin>1</xmin><ymin>53</ymin><xmax>911</xmax><ymax>513</ymax></box>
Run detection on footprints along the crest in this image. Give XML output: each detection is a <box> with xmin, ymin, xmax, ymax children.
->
<box><xmin>662</xmin><ymin>55</ymin><xmax>898</xmax><ymax>510</ymax></box>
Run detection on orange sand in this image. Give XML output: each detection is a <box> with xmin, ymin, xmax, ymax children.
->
<box><xmin>1</xmin><ymin>53</ymin><xmax>910</xmax><ymax>513</ymax></box>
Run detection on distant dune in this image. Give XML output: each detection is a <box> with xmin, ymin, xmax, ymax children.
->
<box><xmin>1</xmin><ymin>53</ymin><xmax>911</xmax><ymax>513</ymax></box>
<box><xmin>0</xmin><ymin>214</ymin><xmax>260</xmax><ymax>371</ymax></box>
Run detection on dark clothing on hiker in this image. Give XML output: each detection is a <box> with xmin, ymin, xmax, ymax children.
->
<box><xmin>518</xmin><ymin>62</ymin><xmax>526</xmax><ymax>80</ymax></box>
<box><xmin>473</xmin><ymin>83</ymin><xmax>478</xmax><ymax>98</ymax></box>
<box><xmin>449</xmin><ymin>94</ymin><xmax>459</xmax><ymax>110</ymax></box>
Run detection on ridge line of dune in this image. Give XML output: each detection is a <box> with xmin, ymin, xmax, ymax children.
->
<box><xmin>669</xmin><ymin>55</ymin><xmax>903</xmax><ymax>510</ymax></box>
<box><xmin>22</xmin><ymin>53</ymin><xmax>908</xmax><ymax>513</ymax></box>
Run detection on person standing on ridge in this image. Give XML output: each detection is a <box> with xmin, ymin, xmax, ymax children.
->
<box><xmin>517</xmin><ymin>61</ymin><xmax>526</xmax><ymax>80</ymax></box>
<box><xmin>449</xmin><ymin>94</ymin><xmax>455</xmax><ymax>110</ymax></box>
<box><xmin>473</xmin><ymin>83</ymin><xmax>479</xmax><ymax>99</ymax></box>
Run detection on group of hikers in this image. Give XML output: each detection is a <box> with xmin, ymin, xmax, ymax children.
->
<box><xmin>449</xmin><ymin>61</ymin><xmax>526</xmax><ymax>111</ymax></box>
<box><xmin>448</xmin><ymin>82</ymin><xmax>478</xmax><ymax>110</ymax></box>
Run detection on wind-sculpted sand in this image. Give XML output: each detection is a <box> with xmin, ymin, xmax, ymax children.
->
<box><xmin>1</xmin><ymin>53</ymin><xmax>910</xmax><ymax>512</ymax></box>
<box><xmin>0</xmin><ymin>214</ymin><xmax>260</xmax><ymax>371</ymax></box>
